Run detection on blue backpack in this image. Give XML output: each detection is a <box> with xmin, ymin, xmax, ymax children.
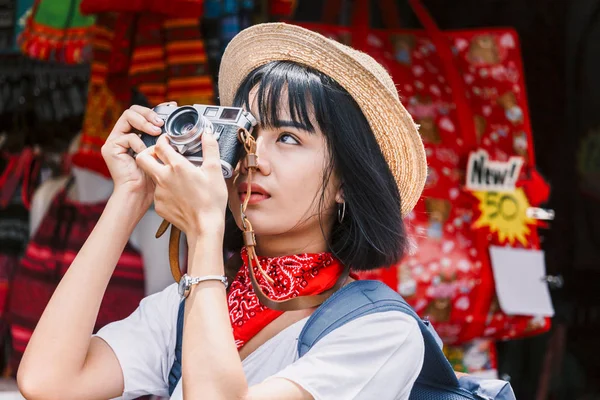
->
<box><xmin>168</xmin><ymin>280</ymin><xmax>515</xmax><ymax>399</ymax></box>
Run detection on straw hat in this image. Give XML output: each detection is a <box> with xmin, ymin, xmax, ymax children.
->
<box><xmin>219</xmin><ymin>23</ymin><xmax>427</xmax><ymax>216</ymax></box>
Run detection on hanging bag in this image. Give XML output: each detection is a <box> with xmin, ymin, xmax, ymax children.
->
<box><xmin>19</xmin><ymin>0</ymin><xmax>95</xmax><ymax>64</ymax></box>
<box><xmin>5</xmin><ymin>180</ymin><xmax>145</xmax><ymax>372</ymax></box>
<box><xmin>294</xmin><ymin>0</ymin><xmax>552</xmax><ymax>344</ymax></box>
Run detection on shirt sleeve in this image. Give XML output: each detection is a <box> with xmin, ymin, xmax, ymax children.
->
<box><xmin>94</xmin><ymin>283</ymin><xmax>180</xmax><ymax>399</ymax></box>
<box><xmin>269</xmin><ymin>311</ymin><xmax>424</xmax><ymax>400</ymax></box>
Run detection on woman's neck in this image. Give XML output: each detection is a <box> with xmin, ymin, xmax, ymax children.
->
<box><xmin>255</xmin><ymin>231</ymin><xmax>330</xmax><ymax>257</ymax></box>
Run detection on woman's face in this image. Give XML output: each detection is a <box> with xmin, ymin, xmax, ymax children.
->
<box><xmin>227</xmin><ymin>87</ymin><xmax>341</xmax><ymax>255</ymax></box>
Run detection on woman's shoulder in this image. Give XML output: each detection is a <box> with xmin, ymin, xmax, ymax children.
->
<box><xmin>93</xmin><ymin>283</ymin><xmax>181</xmax><ymax>399</ymax></box>
<box><xmin>270</xmin><ymin>308</ymin><xmax>424</xmax><ymax>399</ymax></box>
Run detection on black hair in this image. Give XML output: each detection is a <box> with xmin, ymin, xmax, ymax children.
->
<box><xmin>223</xmin><ymin>61</ymin><xmax>408</xmax><ymax>271</ymax></box>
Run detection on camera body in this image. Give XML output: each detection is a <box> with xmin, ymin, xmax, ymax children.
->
<box><xmin>140</xmin><ymin>104</ymin><xmax>257</xmax><ymax>178</ymax></box>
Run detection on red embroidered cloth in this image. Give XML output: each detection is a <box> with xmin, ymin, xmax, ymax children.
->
<box><xmin>5</xmin><ymin>183</ymin><xmax>145</xmax><ymax>373</ymax></box>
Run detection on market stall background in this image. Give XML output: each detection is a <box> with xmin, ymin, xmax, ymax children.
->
<box><xmin>0</xmin><ymin>1</ymin><xmax>596</xmax><ymax>400</ymax></box>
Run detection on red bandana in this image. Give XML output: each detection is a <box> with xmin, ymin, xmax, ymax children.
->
<box><xmin>227</xmin><ymin>248</ymin><xmax>345</xmax><ymax>349</ymax></box>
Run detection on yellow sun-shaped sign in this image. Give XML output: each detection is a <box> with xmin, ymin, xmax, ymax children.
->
<box><xmin>471</xmin><ymin>188</ymin><xmax>536</xmax><ymax>246</ymax></box>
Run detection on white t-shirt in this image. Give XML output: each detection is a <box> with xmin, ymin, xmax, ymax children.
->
<box><xmin>96</xmin><ymin>283</ymin><xmax>425</xmax><ymax>400</ymax></box>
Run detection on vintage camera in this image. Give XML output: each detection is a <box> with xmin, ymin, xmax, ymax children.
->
<box><xmin>140</xmin><ymin>104</ymin><xmax>257</xmax><ymax>178</ymax></box>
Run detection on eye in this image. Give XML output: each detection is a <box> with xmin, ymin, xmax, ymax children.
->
<box><xmin>277</xmin><ymin>133</ymin><xmax>300</xmax><ymax>145</ymax></box>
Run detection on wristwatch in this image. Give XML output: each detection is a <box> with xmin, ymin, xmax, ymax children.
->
<box><xmin>178</xmin><ymin>274</ymin><xmax>229</xmax><ymax>298</ymax></box>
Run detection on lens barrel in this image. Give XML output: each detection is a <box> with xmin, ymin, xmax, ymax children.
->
<box><xmin>165</xmin><ymin>106</ymin><xmax>212</xmax><ymax>154</ymax></box>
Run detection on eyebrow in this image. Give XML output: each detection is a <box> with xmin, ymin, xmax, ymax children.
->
<box><xmin>271</xmin><ymin>119</ymin><xmax>315</xmax><ymax>133</ymax></box>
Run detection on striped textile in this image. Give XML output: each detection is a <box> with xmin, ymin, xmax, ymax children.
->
<box><xmin>5</xmin><ymin>181</ymin><xmax>145</xmax><ymax>373</ymax></box>
<box><xmin>0</xmin><ymin>150</ymin><xmax>41</xmax><ymax>365</ymax></box>
<box><xmin>163</xmin><ymin>17</ymin><xmax>214</xmax><ymax>105</ymax></box>
<box><xmin>129</xmin><ymin>13</ymin><xmax>167</xmax><ymax>106</ymax></box>
<box><xmin>73</xmin><ymin>12</ymin><xmax>215</xmax><ymax>177</ymax></box>
<box><xmin>72</xmin><ymin>13</ymin><xmax>133</xmax><ymax>177</ymax></box>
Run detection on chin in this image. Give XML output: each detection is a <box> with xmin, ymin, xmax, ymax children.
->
<box><xmin>240</xmin><ymin>210</ymin><xmax>285</xmax><ymax>235</ymax></box>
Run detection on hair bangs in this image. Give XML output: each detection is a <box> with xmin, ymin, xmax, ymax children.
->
<box><xmin>233</xmin><ymin>61</ymin><xmax>336</xmax><ymax>134</ymax></box>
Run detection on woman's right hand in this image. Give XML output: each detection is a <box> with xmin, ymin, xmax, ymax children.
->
<box><xmin>101</xmin><ymin>104</ymin><xmax>170</xmax><ymax>206</ymax></box>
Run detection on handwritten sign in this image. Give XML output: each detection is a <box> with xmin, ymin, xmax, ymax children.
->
<box><xmin>466</xmin><ymin>150</ymin><xmax>523</xmax><ymax>192</ymax></box>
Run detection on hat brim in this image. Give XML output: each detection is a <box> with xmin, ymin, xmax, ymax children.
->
<box><xmin>219</xmin><ymin>23</ymin><xmax>427</xmax><ymax>217</ymax></box>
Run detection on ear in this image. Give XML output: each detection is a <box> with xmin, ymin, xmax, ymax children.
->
<box><xmin>335</xmin><ymin>184</ymin><xmax>345</xmax><ymax>204</ymax></box>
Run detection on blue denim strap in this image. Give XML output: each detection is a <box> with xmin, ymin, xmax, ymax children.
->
<box><xmin>168</xmin><ymin>300</ymin><xmax>185</xmax><ymax>396</ymax></box>
<box><xmin>168</xmin><ymin>280</ymin><xmax>514</xmax><ymax>400</ymax></box>
<box><xmin>297</xmin><ymin>280</ymin><xmax>461</xmax><ymax>390</ymax></box>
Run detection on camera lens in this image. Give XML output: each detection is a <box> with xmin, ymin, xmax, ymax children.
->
<box><xmin>169</xmin><ymin>109</ymin><xmax>199</xmax><ymax>137</ymax></box>
<box><xmin>181</xmin><ymin>123</ymin><xmax>194</xmax><ymax>134</ymax></box>
<box><xmin>165</xmin><ymin>106</ymin><xmax>212</xmax><ymax>155</ymax></box>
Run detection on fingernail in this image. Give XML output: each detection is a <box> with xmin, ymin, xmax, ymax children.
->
<box><xmin>153</xmin><ymin>126</ymin><xmax>162</xmax><ymax>133</ymax></box>
<box><xmin>154</xmin><ymin>117</ymin><xmax>163</xmax><ymax>125</ymax></box>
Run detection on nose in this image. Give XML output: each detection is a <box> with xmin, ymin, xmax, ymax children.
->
<box><xmin>240</xmin><ymin>135</ymin><xmax>271</xmax><ymax>176</ymax></box>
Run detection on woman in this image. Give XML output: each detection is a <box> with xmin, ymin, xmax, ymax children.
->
<box><xmin>17</xmin><ymin>23</ymin><xmax>428</xmax><ymax>399</ymax></box>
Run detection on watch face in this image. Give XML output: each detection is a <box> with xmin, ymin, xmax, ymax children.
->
<box><xmin>178</xmin><ymin>275</ymin><xmax>189</xmax><ymax>298</ymax></box>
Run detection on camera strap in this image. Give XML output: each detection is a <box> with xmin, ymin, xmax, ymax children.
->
<box><xmin>237</xmin><ymin>128</ymin><xmax>350</xmax><ymax>311</ymax></box>
<box><xmin>157</xmin><ymin>128</ymin><xmax>349</xmax><ymax>311</ymax></box>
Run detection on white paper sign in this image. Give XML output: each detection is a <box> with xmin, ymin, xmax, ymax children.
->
<box><xmin>489</xmin><ymin>246</ymin><xmax>554</xmax><ymax>317</ymax></box>
<box><xmin>466</xmin><ymin>150</ymin><xmax>523</xmax><ymax>192</ymax></box>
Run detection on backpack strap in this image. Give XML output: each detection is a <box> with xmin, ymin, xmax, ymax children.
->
<box><xmin>168</xmin><ymin>300</ymin><xmax>185</xmax><ymax>396</ymax></box>
<box><xmin>297</xmin><ymin>280</ymin><xmax>460</xmax><ymax>390</ymax></box>
<box><xmin>168</xmin><ymin>280</ymin><xmax>513</xmax><ymax>399</ymax></box>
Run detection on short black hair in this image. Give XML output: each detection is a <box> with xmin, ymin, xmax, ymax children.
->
<box><xmin>223</xmin><ymin>61</ymin><xmax>408</xmax><ymax>271</ymax></box>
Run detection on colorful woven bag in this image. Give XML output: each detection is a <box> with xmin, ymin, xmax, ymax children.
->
<box><xmin>19</xmin><ymin>0</ymin><xmax>95</xmax><ymax>64</ymax></box>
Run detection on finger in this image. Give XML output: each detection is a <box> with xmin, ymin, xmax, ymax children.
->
<box><xmin>130</xmin><ymin>105</ymin><xmax>165</xmax><ymax>127</ymax></box>
<box><xmin>136</xmin><ymin>147</ymin><xmax>167</xmax><ymax>181</ymax></box>
<box><xmin>155</xmin><ymin>135</ymin><xmax>187</xmax><ymax>167</ymax></box>
<box><xmin>112</xmin><ymin>133</ymin><xmax>147</xmax><ymax>155</ymax></box>
<box><xmin>201</xmin><ymin>130</ymin><xmax>221</xmax><ymax>167</ymax></box>
<box><xmin>112</xmin><ymin>109</ymin><xmax>162</xmax><ymax>139</ymax></box>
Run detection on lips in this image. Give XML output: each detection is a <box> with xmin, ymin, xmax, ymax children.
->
<box><xmin>238</xmin><ymin>182</ymin><xmax>271</xmax><ymax>204</ymax></box>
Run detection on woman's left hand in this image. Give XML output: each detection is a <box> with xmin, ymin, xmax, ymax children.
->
<box><xmin>135</xmin><ymin>132</ymin><xmax>228</xmax><ymax>238</ymax></box>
